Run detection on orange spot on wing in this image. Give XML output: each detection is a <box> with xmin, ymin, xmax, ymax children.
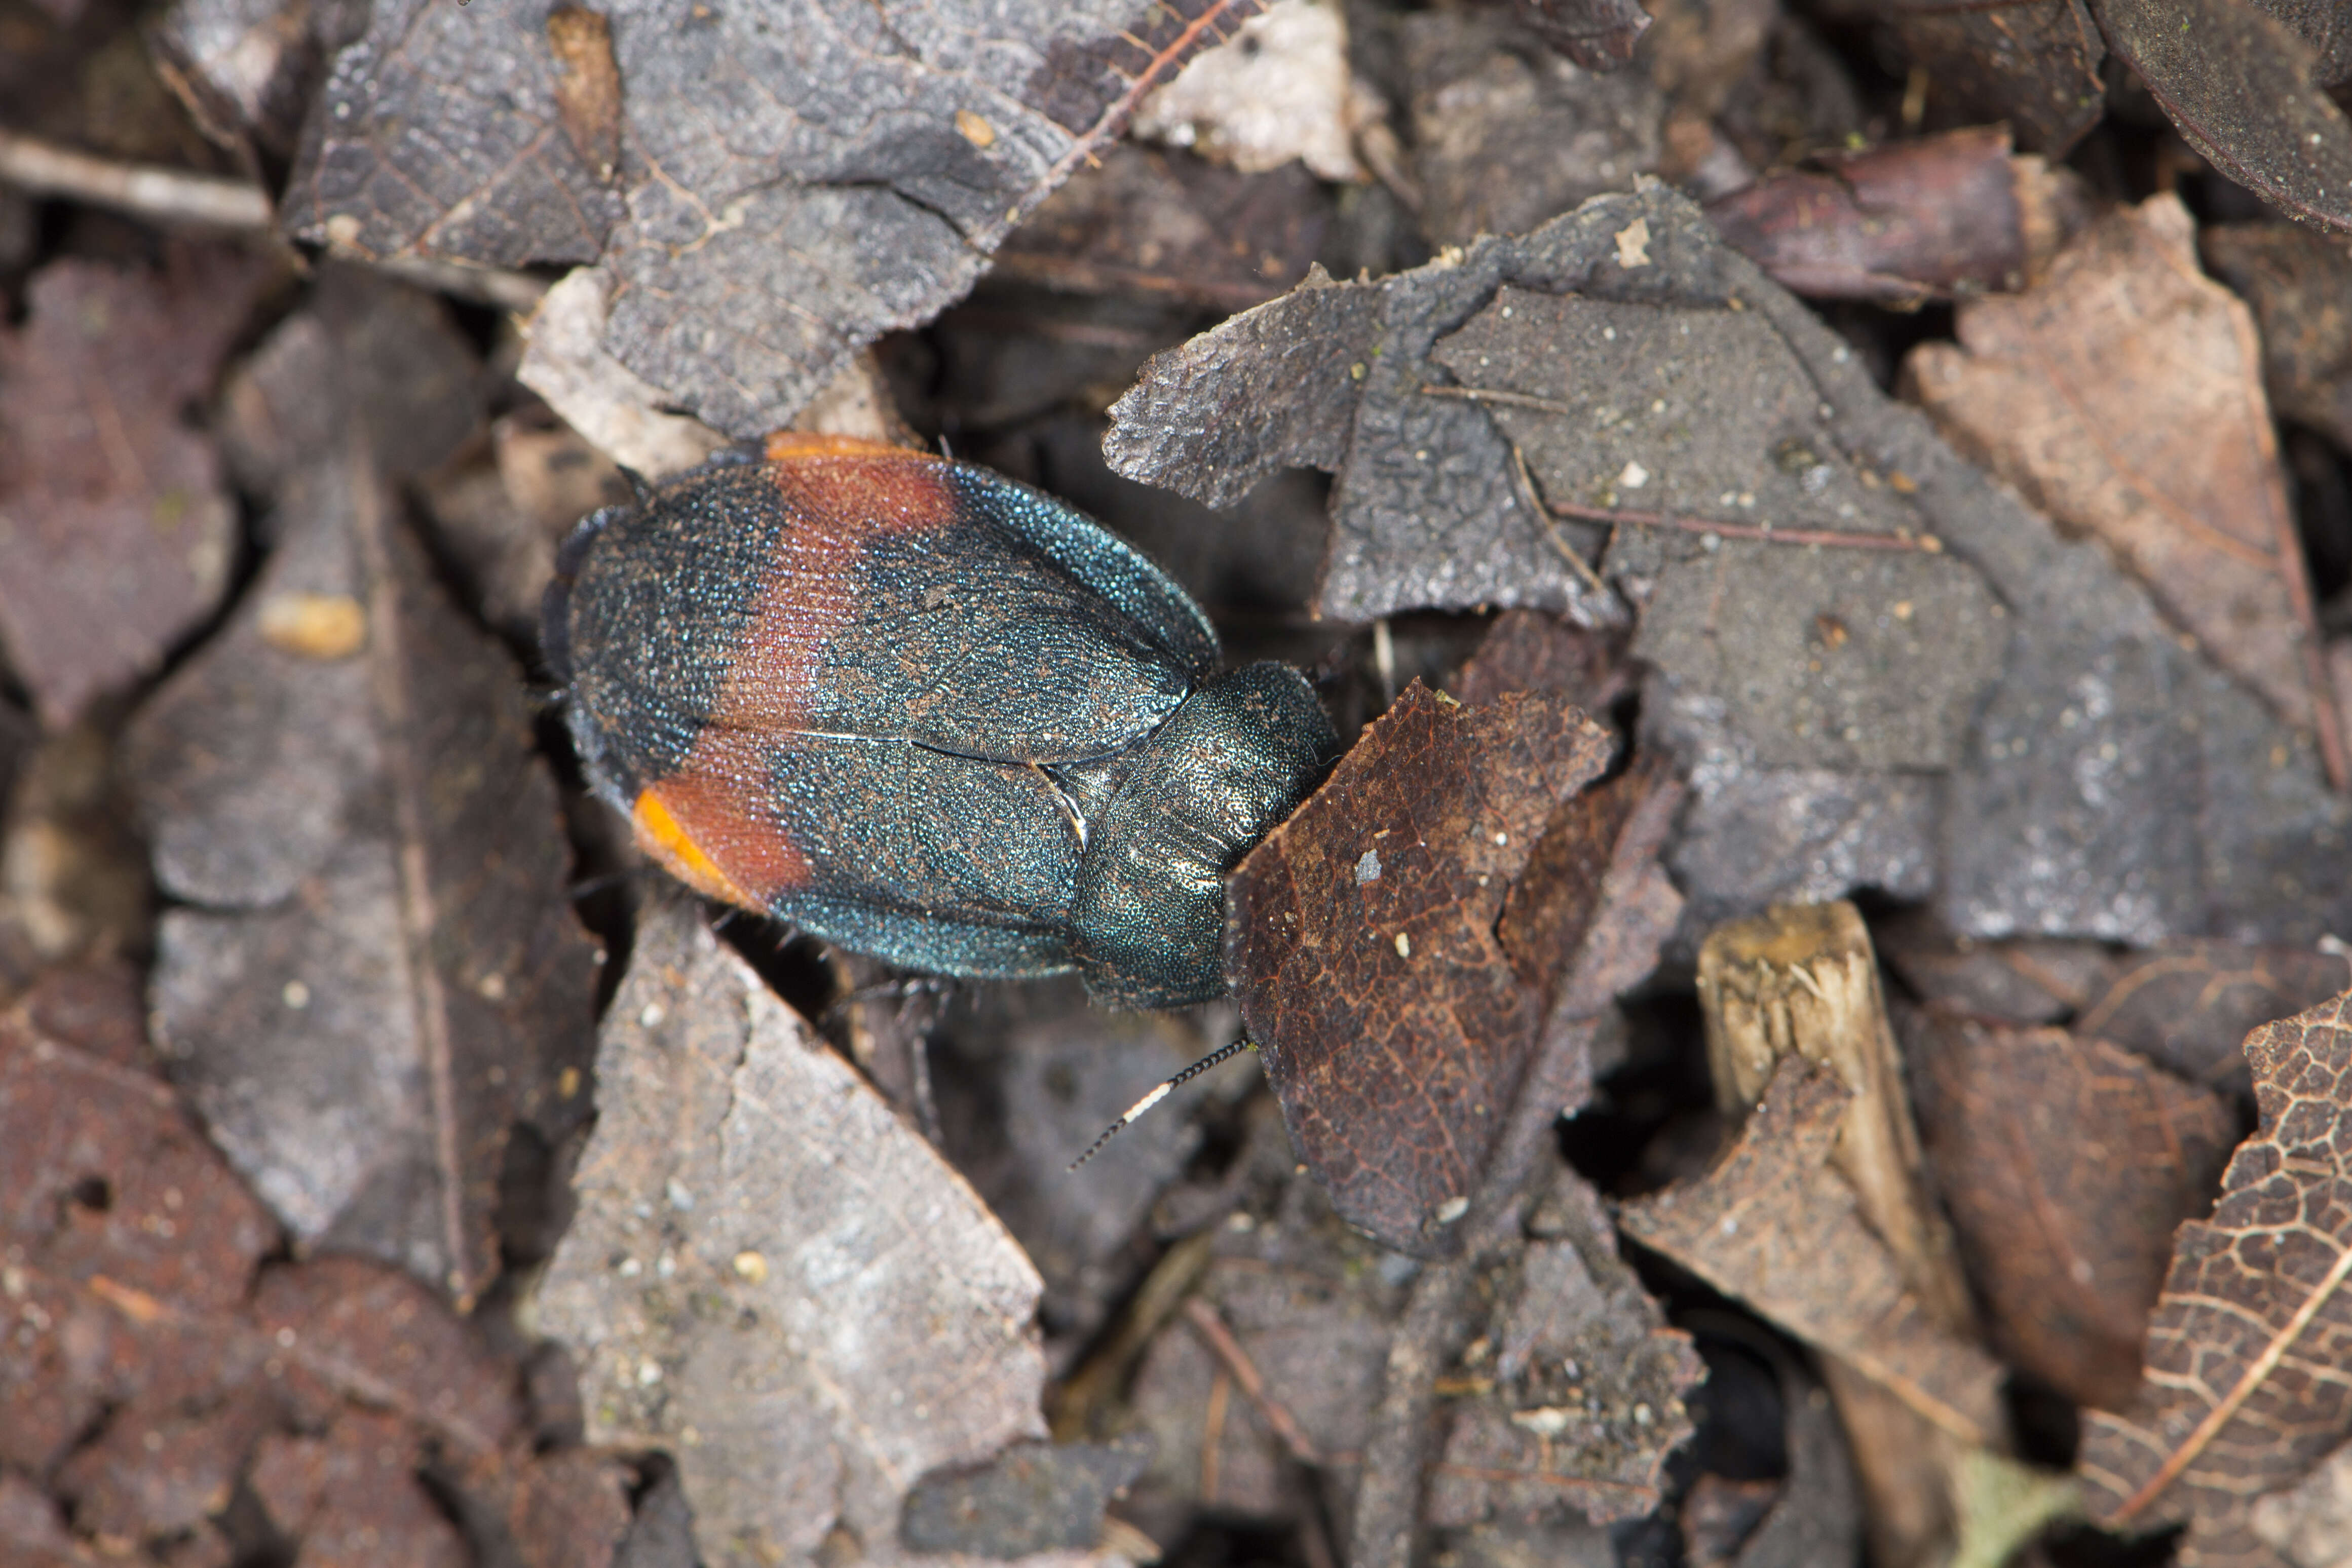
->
<box><xmin>633</xmin><ymin>788</ymin><xmax>754</xmax><ymax>905</ymax></box>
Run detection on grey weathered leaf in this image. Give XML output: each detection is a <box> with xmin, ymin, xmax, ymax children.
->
<box><xmin>536</xmin><ymin>901</ymin><xmax>1076</xmax><ymax>1568</ymax></box>
<box><xmin>287</xmin><ymin>0</ymin><xmax>1271</xmax><ymax>435</ymax></box>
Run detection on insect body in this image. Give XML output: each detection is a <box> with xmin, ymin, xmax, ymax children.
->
<box><xmin>545</xmin><ymin>432</ymin><xmax>1337</xmax><ymax>1009</ymax></box>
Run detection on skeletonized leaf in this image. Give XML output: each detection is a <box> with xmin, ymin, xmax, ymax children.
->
<box><xmin>2080</xmin><ymin>989</ymin><xmax>2352</xmax><ymax>1566</ymax></box>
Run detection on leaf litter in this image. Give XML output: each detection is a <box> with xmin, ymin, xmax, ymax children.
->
<box><xmin>22</xmin><ymin>2</ymin><xmax>2352</xmax><ymax>1564</ymax></box>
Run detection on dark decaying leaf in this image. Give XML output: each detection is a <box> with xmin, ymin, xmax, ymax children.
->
<box><xmin>284</xmin><ymin>0</ymin><xmax>1269</xmax><ymax>435</ymax></box>
<box><xmin>1223</xmin><ymin>682</ymin><xmax>1613</xmax><ymax>1254</ymax></box>
<box><xmin>218</xmin><ymin>264</ymin><xmax>487</xmax><ymax>492</ymax></box>
<box><xmin>991</xmin><ymin>143</ymin><xmax>1330</xmax><ymax>312</ymax></box>
<box><xmin>0</xmin><ymin>961</ymin><xmax>624</xmax><ymax>1567</ymax></box>
<box><xmin>2203</xmin><ymin>221</ymin><xmax>2352</xmax><ymax>457</ymax></box>
<box><xmin>1447</xmin><ymin>608</ymin><xmax>1628</xmax><ymax>715</ymax></box>
<box><xmin>1873</xmin><ymin>913</ymin><xmax>2116</xmax><ymax>1027</ymax></box>
<box><xmin>1424</xmin><ymin>1172</ymin><xmax>1705</xmax><ymax>1529</ymax></box>
<box><xmin>901</xmin><ymin>1439</ymin><xmax>1151</xmax><ymax>1555</ymax></box>
<box><xmin>0</xmin><ymin>246</ymin><xmax>277</xmax><ymax>727</ymax></box>
<box><xmin>1510</xmin><ymin>0</ymin><xmax>1652</xmax><ymax>69</ymax></box>
<box><xmin>536</xmin><ymin>900</ymin><xmax>1052</xmax><ymax>1567</ymax></box>
<box><xmin>1874</xmin><ymin>0</ymin><xmax>2105</xmax><ymax>157</ymax></box>
<box><xmin>282</xmin><ymin>0</ymin><xmax>623</xmax><ymax>266</ymax></box>
<box><xmin>2074</xmin><ymin>940</ymin><xmax>2352</xmax><ymax>1095</ymax></box>
<box><xmin>1906</xmin><ymin>193</ymin><xmax>2344</xmax><ymax>787</ymax></box>
<box><xmin>1907</xmin><ymin>1010</ymin><xmax>2239</xmax><ymax>1412</ymax></box>
<box><xmin>1618</xmin><ymin>1057</ymin><xmax>2008</xmax><ymax>1447</ymax></box>
<box><xmin>1401</xmin><ymin>5</ymin><xmax>1663</xmax><ymax>252</ymax></box>
<box><xmin>2095</xmin><ymin>0</ymin><xmax>2352</xmax><ymax>234</ymax></box>
<box><xmin>1701</xmin><ymin>126</ymin><xmax>2088</xmax><ymax>306</ymax></box>
<box><xmin>127</xmin><ymin>427</ymin><xmax>596</xmax><ymax>1309</ymax></box>
<box><xmin>2079</xmin><ymin>989</ymin><xmax>2352</xmax><ymax>1567</ymax></box>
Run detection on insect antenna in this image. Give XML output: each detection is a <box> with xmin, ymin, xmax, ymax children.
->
<box><xmin>1070</xmin><ymin>1035</ymin><xmax>1257</xmax><ymax>1170</ymax></box>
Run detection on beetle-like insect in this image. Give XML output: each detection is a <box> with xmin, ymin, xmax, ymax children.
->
<box><xmin>545</xmin><ymin>432</ymin><xmax>1337</xmax><ymax>1011</ymax></box>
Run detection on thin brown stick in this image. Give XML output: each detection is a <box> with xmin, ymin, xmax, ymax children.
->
<box><xmin>1508</xmin><ymin>441</ymin><xmax>1609</xmax><ymax>596</ymax></box>
<box><xmin>1200</xmin><ymin>1367</ymin><xmax>1231</xmax><ymax>1504</ymax></box>
<box><xmin>1547</xmin><ymin>495</ymin><xmax>1944</xmax><ymax>554</ymax></box>
<box><xmin>1182</xmin><ymin>1296</ymin><xmax>1324</xmax><ymax>1465</ymax></box>
<box><xmin>0</xmin><ymin>129</ymin><xmax>271</xmax><ymax>230</ymax></box>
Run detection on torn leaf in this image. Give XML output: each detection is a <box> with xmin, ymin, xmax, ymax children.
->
<box><xmin>536</xmin><ymin>900</ymin><xmax>1054</xmax><ymax>1567</ymax></box>
<box><xmin>1224</xmin><ymin>683</ymin><xmax>1612</xmax><ymax>1255</ymax></box>
<box><xmin>287</xmin><ymin>0</ymin><xmax>1273</xmax><ymax>435</ymax></box>
<box><xmin>128</xmin><ymin>430</ymin><xmax>596</xmax><ymax>1309</ymax></box>
<box><xmin>1906</xmin><ymin>193</ymin><xmax>2343</xmax><ymax>787</ymax></box>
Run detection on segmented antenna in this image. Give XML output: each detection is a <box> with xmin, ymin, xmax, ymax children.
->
<box><xmin>1070</xmin><ymin>1036</ymin><xmax>1257</xmax><ymax>1170</ymax></box>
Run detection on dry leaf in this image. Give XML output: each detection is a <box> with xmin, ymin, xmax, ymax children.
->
<box><xmin>0</xmin><ymin>961</ymin><xmax>614</xmax><ymax>1565</ymax></box>
<box><xmin>2203</xmin><ymin>220</ymin><xmax>2352</xmax><ymax>457</ymax></box>
<box><xmin>127</xmin><ymin>430</ymin><xmax>597</xmax><ymax>1308</ymax></box>
<box><xmin>1402</xmin><ymin>6</ymin><xmax>1663</xmax><ymax>249</ymax></box>
<box><xmin>286</xmin><ymin>0</ymin><xmax>1272</xmax><ymax>435</ymax></box>
<box><xmin>993</xmin><ymin>143</ymin><xmax>1331</xmax><ymax>312</ymax></box>
<box><xmin>1909</xmin><ymin>1011</ymin><xmax>2238</xmax><ymax>1411</ymax></box>
<box><xmin>1618</xmin><ymin>1056</ymin><xmax>2007</xmax><ymax>1446</ymax></box>
<box><xmin>2080</xmin><ymin>988</ymin><xmax>2352</xmax><ymax>1566</ymax></box>
<box><xmin>2096</xmin><ymin>0</ymin><xmax>2352</xmax><ymax>234</ymax></box>
<box><xmin>1510</xmin><ymin>0</ymin><xmax>1652</xmax><ymax>70</ymax></box>
<box><xmin>1702</xmin><ymin>127</ymin><xmax>2087</xmax><ymax>306</ymax></box>
<box><xmin>535</xmin><ymin>900</ymin><xmax>1067</xmax><ymax>1568</ymax></box>
<box><xmin>1875</xmin><ymin>0</ymin><xmax>2105</xmax><ymax>157</ymax></box>
<box><xmin>0</xmin><ymin>247</ymin><xmax>275</xmax><ymax>725</ymax></box>
<box><xmin>1223</xmin><ymin>682</ymin><xmax>1613</xmax><ymax>1254</ymax></box>
<box><xmin>1908</xmin><ymin>193</ymin><xmax>2344</xmax><ymax>787</ymax></box>
<box><xmin>2075</xmin><ymin>939</ymin><xmax>2352</xmax><ymax>1095</ymax></box>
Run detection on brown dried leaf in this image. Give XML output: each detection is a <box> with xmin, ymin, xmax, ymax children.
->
<box><xmin>2076</xmin><ymin>940</ymin><xmax>2352</xmax><ymax>1094</ymax></box>
<box><xmin>535</xmin><ymin>899</ymin><xmax>1058</xmax><ymax>1567</ymax></box>
<box><xmin>992</xmin><ymin>144</ymin><xmax>1330</xmax><ymax>312</ymax></box>
<box><xmin>0</xmin><ymin>963</ymin><xmax>278</xmax><ymax>1478</ymax></box>
<box><xmin>127</xmin><ymin>423</ymin><xmax>597</xmax><ymax>1307</ymax></box>
<box><xmin>1511</xmin><ymin>0</ymin><xmax>1652</xmax><ymax>69</ymax></box>
<box><xmin>1874</xmin><ymin>913</ymin><xmax>2116</xmax><ymax>1027</ymax></box>
<box><xmin>1876</xmin><ymin>0</ymin><xmax>2106</xmax><ymax>157</ymax></box>
<box><xmin>1703</xmin><ymin>127</ymin><xmax>2089</xmax><ymax>306</ymax></box>
<box><xmin>2095</xmin><ymin>0</ymin><xmax>2352</xmax><ymax>234</ymax></box>
<box><xmin>0</xmin><ymin>960</ymin><xmax>599</xmax><ymax>1565</ymax></box>
<box><xmin>2080</xmin><ymin>989</ymin><xmax>2352</xmax><ymax>1565</ymax></box>
<box><xmin>2203</xmin><ymin>221</ymin><xmax>2352</xmax><ymax>457</ymax></box>
<box><xmin>1909</xmin><ymin>1012</ymin><xmax>2239</xmax><ymax>1411</ymax></box>
<box><xmin>250</xmin><ymin>1410</ymin><xmax>468</xmax><ymax>1567</ymax></box>
<box><xmin>1224</xmin><ymin>683</ymin><xmax>1613</xmax><ymax>1254</ymax></box>
<box><xmin>1447</xmin><ymin>609</ymin><xmax>1628</xmax><ymax>715</ymax></box>
<box><xmin>1618</xmin><ymin>1056</ymin><xmax>2008</xmax><ymax>1445</ymax></box>
<box><xmin>0</xmin><ymin>247</ymin><xmax>275</xmax><ymax>726</ymax></box>
<box><xmin>286</xmin><ymin>0</ymin><xmax>1270</xmax><ymax>435</ymax></box>
<box><xmin>1906</xmin><ymin>193</ymin><xmax>2345</xmax><ymax>788</ymax></box>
